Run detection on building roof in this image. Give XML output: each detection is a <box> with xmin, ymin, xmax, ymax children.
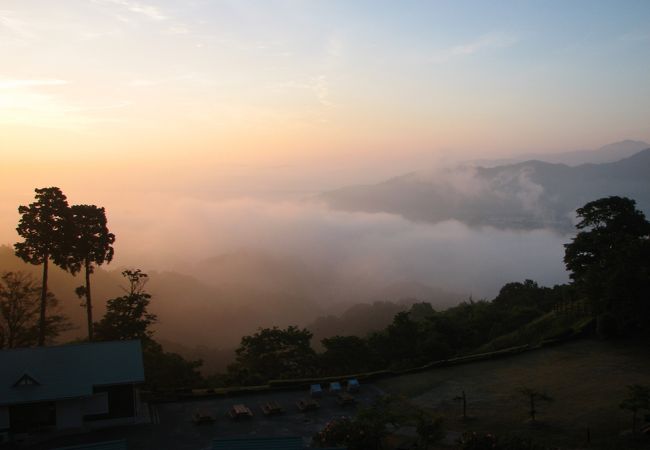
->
<box><xmin>0</xmin><ymin>340</ymin><xmax>144</xmax><ymax>406</ymax></box>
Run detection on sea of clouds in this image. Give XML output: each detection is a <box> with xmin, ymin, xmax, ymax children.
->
<box><xmin>108</xmin><ymin>194</ymin><xmax>570</xmax><ymax>300</ymax></box>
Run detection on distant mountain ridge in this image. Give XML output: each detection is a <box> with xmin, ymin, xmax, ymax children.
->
<box><xmin>470</xmin><ymin>140</ymin><xmax>649</xmax><ymax>167</ymax></box>
<box><xmin>319</xmin><ymin>147</ymin><xmax>650</xmax><ymax>232</ymax></box>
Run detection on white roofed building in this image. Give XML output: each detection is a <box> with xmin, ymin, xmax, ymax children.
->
<box><xmin>0</xmin><ymin>340</ymin><xmax>145</xmax><ymax>442</ymax></box>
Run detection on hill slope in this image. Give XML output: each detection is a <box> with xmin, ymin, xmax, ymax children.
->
<box><xmin>380</xmin><ymin>338</ymin><xmax>650</xmax><ymax>449</ymax></box>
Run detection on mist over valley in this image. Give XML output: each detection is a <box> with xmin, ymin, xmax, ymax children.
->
<box><xmin>5</xmin><ymin>143</ymin><xmax>649</xmax><ymax>368</ymax></box>
<box><xmin>3</xmin><ymin>141</ymin><xmax>649</xmax><ymax>377</ymax></box>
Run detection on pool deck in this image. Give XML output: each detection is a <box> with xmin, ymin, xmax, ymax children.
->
<box><xmin>19</xmin><ymin>385</ymin><xmax>384</xmax><ymax>450</ymax></box>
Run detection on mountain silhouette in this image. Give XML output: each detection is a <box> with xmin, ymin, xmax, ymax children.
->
<box><xmin>319</xmin><ymin>148</ymin><xmax>650</xmax><ymax>232</ymax></box>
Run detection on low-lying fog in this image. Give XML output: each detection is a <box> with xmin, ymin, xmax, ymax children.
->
<box><xmin>111</xmin><ymin>193</ymin><xmax>569</xmax><ymax>300</ymax></box>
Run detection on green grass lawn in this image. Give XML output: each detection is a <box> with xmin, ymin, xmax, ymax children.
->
<box><xmin>378</xmin><ymin>338</ymin><xmax>650</xmax><ymax>449</ymax></box>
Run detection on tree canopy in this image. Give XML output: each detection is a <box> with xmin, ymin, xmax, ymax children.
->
<box><xmin>228</xmin><ymin>326</ymin><xmax>316</xmax><ymax>384</ymax></box>
<box><xmin>320</xmin><ymin>335</ymin><xmax>374</xmax><ymax>375</ymax></box>
<box><xmin>0</xmin><ymin>271</ymin><xmax>70</xmax><ymax>348</ymax></box>
<box><xmin>94</xmin><ymin>269</ymin><xmax>157</xmax><ymax>342</ymax></box>
<box><xmin>14</xmin><ymin>187</ymin><xmax>72</xmax><ymax>346</ymax></box>
<box><xmin>68</xmin><ymin>204</ymin><xmax>115</xmax><ymax>341</ymax></box>
<box><xmin>564</xmin><ymin>196</ymin><xmax>650</xmax><ymax>332</ymax></box>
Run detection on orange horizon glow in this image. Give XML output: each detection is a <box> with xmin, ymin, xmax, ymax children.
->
<box><xmin>2</xmin><ymin>0</ymin><xmax>650</xmax><ymax>264</ymax></box>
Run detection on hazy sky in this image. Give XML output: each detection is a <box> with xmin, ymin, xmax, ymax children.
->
<box><xmin>1</xmin><ymin>1</ymin><xmax>649</xmax><ymax>293</ymax></box>
<box><xmin>3</xmin><ymin>1</ymin><xmax>650</xmax><ymax>169</ymax></box>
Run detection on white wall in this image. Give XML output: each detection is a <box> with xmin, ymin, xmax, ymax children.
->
<box><xmin>55</xmin><ymin>399</ymin><xmax>83</xmax><ymax>429</ymax></box>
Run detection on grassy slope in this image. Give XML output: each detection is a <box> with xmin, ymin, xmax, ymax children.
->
<box><xmin>378</xmin><ymin>338</ymin><xmax>650</xmax><ymax>449</ymax></box>
<box><xmin>475</xmin><ymin>312</ymin><xmax>593</xmax><ymax>353</ymax></box>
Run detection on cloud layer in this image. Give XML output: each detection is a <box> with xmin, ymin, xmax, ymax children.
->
<box><xmin>109</xmin><ymin>195</ymin><xmax>570</xmax><ymax>300</ymax></box>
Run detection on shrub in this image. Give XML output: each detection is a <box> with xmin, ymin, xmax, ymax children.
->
<box><xmin>596</xmin><ymin>312</ymin><xmax>618</xmax><ymax>339</ymax></box>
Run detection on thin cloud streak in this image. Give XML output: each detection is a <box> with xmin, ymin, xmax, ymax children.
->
<box><xmin>97</xmin><ymin>0</ymin><xmax>167</xmax><ymax>21</ymax></box>
<box><xmin>618</xmin><ymin>30</ymin><xmax>650</xmax><ymax>42</ymax></box>
<box><xmin>0</xmin><ymin>79</ymin><xmax>69</xmax><ymax>89</ymax></box>
<box><xmin>431</xmin><ymin>32</ymin><xmax>518</xmax><ymax>63</ymax></box>
<box><xmin>312</xmin><ymin>75</ymin><xmax>333</xmax><ymax>108</ymax></box>
<box><xmin>0</xmin><ymin>83</ymin><xmax>131</xmax><ymax>130</ymax></box>
<box><xmin>127</xmin><ymin>72</ymin><xmax>218</xmax><ymax>88</ymax></box>
<box><xmin>0</xmin><ymin>10</ymin><xmax>36</xmax><ymax>39</ymax></box>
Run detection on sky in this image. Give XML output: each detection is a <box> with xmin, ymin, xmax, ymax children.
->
<box><xmin>1</xmin><ymin>1</ymin><xmax>649</xmax><ymax>296</ymax></box>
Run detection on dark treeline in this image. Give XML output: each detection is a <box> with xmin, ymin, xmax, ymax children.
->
<box><xmin>219</xmin><ymin>280</ymin><xmax>570</xmax><ymax>386</ymax></box>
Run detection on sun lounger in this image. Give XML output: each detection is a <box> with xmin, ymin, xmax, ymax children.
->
<box><xmin>261</xmin><ymin>400</ymin><xmax>284</xmax><ymax>415</ymax></box>
<box><xmin>337</xmin><ymin>392</ymin><xmax>356</xmax><ymax>406</ymax></box>
<box><xmin>347</xmin><ymin>378</ymin><xmax>360</xmax><ymax>392</ymax></box>
<box><xmin>329</xmin><ymin>381</ymin><xmax>342</xmax><ymax>393</ymax></box>
<box><xmin>296</xmin><ymin>397</ymin><xmax>320</xmax><ymax>411</ymax></box>
<box><xmin>310</xmin><ymin>383</ymin><xmax>323</xmax><ymax>398</ymax></box>
<box><xmin>229</xmin><ymin>403</ymin><xmax>253</xmax><ymax>419</ymax></box>
<box><xmin>193</xmin><ymin>408</ymin><xmax>216</xmax><ymax>424</ymax></box>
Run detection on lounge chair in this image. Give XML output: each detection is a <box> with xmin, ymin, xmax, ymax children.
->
<box><xmin>229</xmin><ymin>404</ymin><xmax>253</xmax><ymax>419</ymax></box>
<box><xmin>261</xmin><ymin>400</ymin><xmax>284</xmax><ymax>416</ymax></box>
<box><xmin>310</xmin><ymin>383</ymin><xmax>323</xmax><ymax>398</ymax></box>
<box><xmin>329</xmin><ymin>381</ymin><xmax>342</xmax><ymax>394</ymax></box>
<box><xmin>337</xmin><ymin>392</ymin><xmax>356</xmax><ymax>406</ymax></box>
<box><xmin>193</xmin><ymin>408</ymin><xmax>216</xmax><ymax>424</ymax></box>
<box><xmin>296</xmin><ymin>397</ymin><xmax>320</xmax><ymax>411</ymax></box>
<box><xmin>347</xmin><ymin>378</ymin><xmax>360</xmax><ymax>392</ymax></box>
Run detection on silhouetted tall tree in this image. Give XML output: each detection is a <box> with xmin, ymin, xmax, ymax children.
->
<box><xmin>564</xmin><ymin>196</ymin><xmax>650</xmax><ymax>332</ymax></box>
<box><xmin>68</xmin><ymin>204</ymin><xmax>115</xmax><ymax>341</ymax></box>
<box><xmin>14</xmin><ymin>187</ymin><xmax>71</xmax><ymax>346</ymax></box>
